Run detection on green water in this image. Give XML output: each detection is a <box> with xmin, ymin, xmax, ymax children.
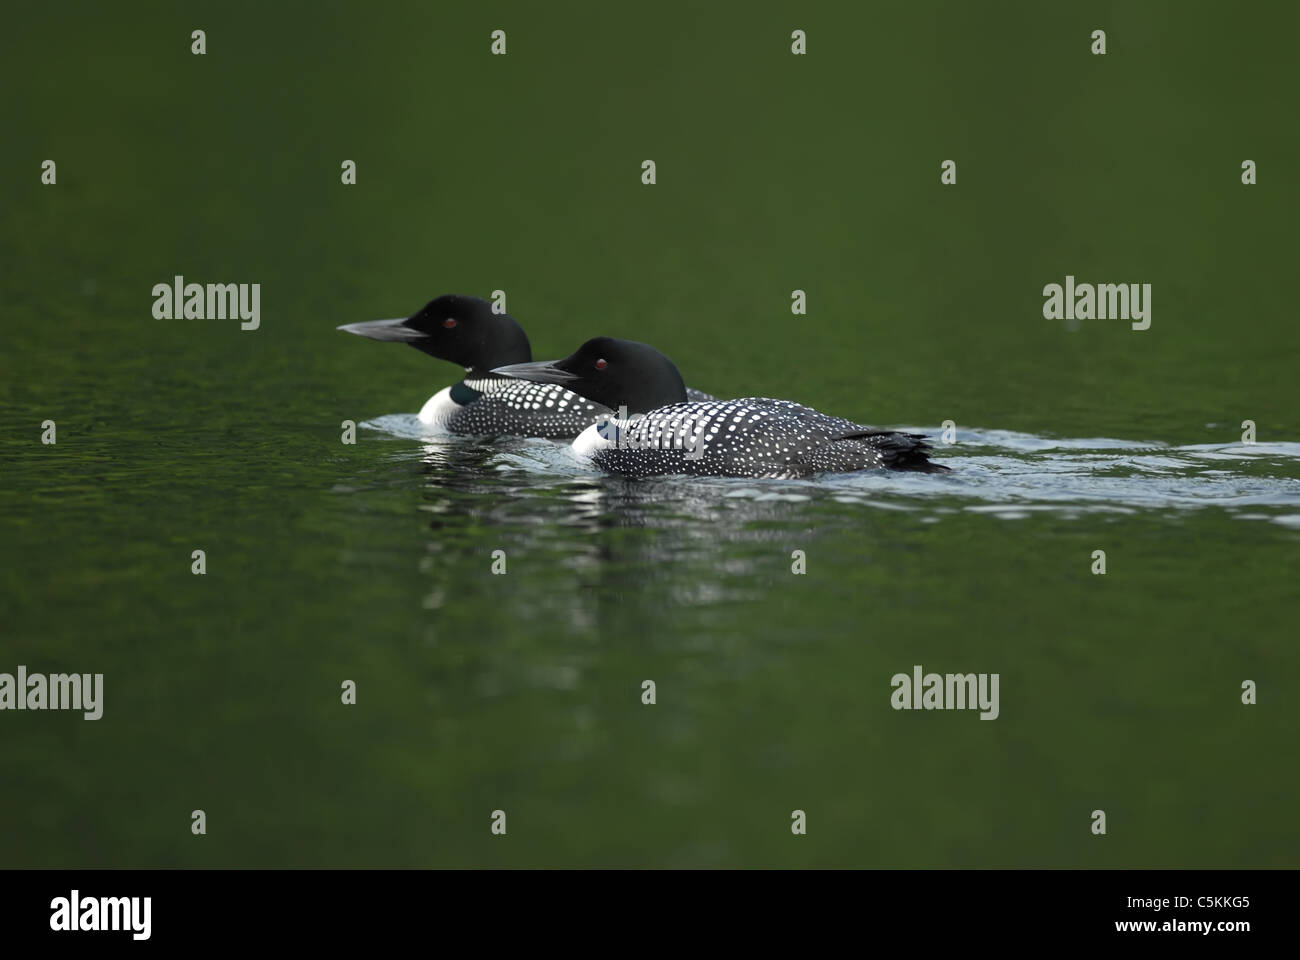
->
<box><xmin>2</xmin><ymin>2</ymin><xmax>1297</xmax><ymax>868</ymax></box>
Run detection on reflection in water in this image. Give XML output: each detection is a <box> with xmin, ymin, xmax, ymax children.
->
<box><xmin>363</xmin><ymin>413</ymin><xmax>1300</xmax><ymax>802</ymax></box>
<box><xmin>370</xmin><ymin>411</ymin><xmax>1300</xmax><ymax>723</ymax></box>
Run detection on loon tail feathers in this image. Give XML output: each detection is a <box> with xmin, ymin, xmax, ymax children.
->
<box><xmin>837</xmin><ymin>429</ymin><xmax>952</xmax><ymax>474</ymax></box>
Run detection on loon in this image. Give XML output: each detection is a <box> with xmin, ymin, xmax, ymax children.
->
<box><xmin>339</xmin><ymin>295</ymin><xmax>713</xmax><ymax>438</ymax></box>
<box><xmin>495</xmin><ymin>337</ymin><xmax>950</xmax><ymax>478</ymax></box>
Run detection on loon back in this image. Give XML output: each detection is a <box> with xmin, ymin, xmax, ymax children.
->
<box><xmin>420</xmin><ymin>376</ymin><xmax>719</xmax><ymax>439</ymax></box>
<box><xmin>579</xmin><ymin>397</ymin><xmax>949</xmax><ymax>479</ymax></box>
<box><xmin>423</xmin><ymin>376</ymin><xmax>606</xmax><ymax>438</ymax></box>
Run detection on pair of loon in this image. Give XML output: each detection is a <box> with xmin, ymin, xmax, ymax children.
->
<box><xmin>340</xmin><ymin>294</ymin><xmax>948</xmax><ymax>478</ymax></box>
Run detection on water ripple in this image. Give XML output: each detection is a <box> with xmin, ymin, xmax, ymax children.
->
<box><xmin>360</xmin><ymin>415</ymin><xmax>1300</xmax><ymax>525</ymax></box>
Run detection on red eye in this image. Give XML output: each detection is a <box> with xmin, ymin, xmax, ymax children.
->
<box><xmin>595</xmin><ymin>358</ymin><xmax>607</xmax><ymax>370</ymax></box>
<box><xmin>442</xmin><ymin>318</ymin><xmax>457</xmax><ymax>329</ymax></box>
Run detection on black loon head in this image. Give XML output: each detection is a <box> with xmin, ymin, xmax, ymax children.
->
<box><xmin>493</xmin><ymin>337</ymin><xmax>687</xmax><ymax>415</ymax></box>
<box><xmin>338</xmin><ymin>294</ymin><xmax>531</xmax><ymax>376</ymax></box>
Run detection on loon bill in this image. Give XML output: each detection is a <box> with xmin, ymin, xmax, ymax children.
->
<box><xmin>494</xmin><ymin>337</ymin><xmax>951</xmax><ymax>479</ymax></box>
<box><xmin>338</xmin><ymin>295</ymin><xmax>715</xmax><ymax>439</ymax></box>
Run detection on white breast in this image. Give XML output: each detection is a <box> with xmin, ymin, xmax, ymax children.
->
<box><xmin>417</xmin><ymin>386</ymin><xmax>460</xmax><ymax>426</ymax></box>
<box><xmin>572</xmin><ymin>422</ymin><xmax>615</xmax><ymax>458</ymax></box>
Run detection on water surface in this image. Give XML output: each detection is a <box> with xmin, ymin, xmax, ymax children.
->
<box><xmin>3</xmin><ymin>1</ymin><xmax>1297</xmax><ymax>868</ymax></box>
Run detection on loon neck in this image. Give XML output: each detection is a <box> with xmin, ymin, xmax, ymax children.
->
<box><xmin>449</xmin><ymin>380</ymin><xmax>484</xmax><ymax>405</ymax></box>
